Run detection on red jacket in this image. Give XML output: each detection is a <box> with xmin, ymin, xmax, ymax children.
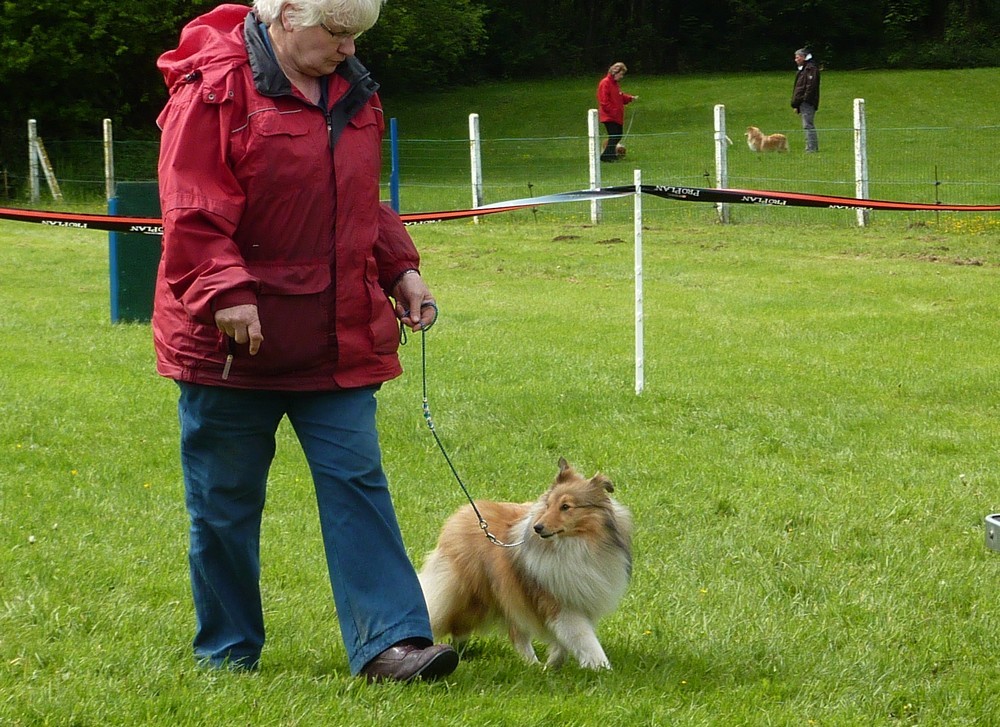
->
<box><xmin>597</xmin><ymin>73</ymin><xmax>635</xmax><ymax>125</ymax></box>
<box><xmin>154</xmin><ymin>5</ymin><xmax>418</xmax><ymax>390</ymax></box>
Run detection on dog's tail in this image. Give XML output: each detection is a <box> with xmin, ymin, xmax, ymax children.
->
<box><xmin>417</xmin><ymin>551</ymin><xmax>456</xmax><ymax>638</ymax></box>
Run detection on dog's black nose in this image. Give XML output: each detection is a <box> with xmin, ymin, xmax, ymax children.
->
<box><xmin>533</xmin><ymin>523</ymin><xmax>544</xmax><ymax>534</ymax></box>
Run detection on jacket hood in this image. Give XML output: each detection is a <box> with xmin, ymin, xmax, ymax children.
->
<box><xmin>157</xmin><ymin>4</ymin><xmax>252</xmax><ymax>93</ymax></box>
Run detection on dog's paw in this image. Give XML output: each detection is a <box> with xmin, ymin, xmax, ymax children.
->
<box><xmin>545</xmin><ymin>645</ymin><xmax>567</xmax><ymax>670</ymax></box>
<box><xmin>577</xmin><ymin>653</ymin><xmax>612</xmax><ymax>670</ymax></box>
<box><xmin>511</xmin><ymin>631</ymin><xmax>540</xmax><ymax>665</ymax></box>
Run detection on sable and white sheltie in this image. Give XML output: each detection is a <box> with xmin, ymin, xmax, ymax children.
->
<box><xmin>418</xmin><ymin>458</ymin><xmax>633</xmax><ymax>670</ymax></box>
<box><xmin>745</xmin><ymin>125</ymin><xmax>789</xmax><ymax>152</ymax></box>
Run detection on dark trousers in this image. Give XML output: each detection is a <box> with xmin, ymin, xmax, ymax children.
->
<box><xmin>602</xmin><ymin>121</ymin><xmax>623</xmax><ymax>161</ymax></box>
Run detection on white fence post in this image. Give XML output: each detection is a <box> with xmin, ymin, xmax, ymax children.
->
<box><xmin>634</xmin><ymin>168</ymin><xmax>644</xmax><ymax>395</ymax></box>
<box><xmin>469</xmin><ymin>113</ymin><xmax>482</xmax><ymax>224</ymax></box>
<box><xmin>103</xmin><ymin>118</ymin><xmax>115</xmax><ymax>202</ymax></box>
<box><xmin>714</xmin><ymin>104</ymin><xmax>730</xmax><ymax>224</ymax></box>
<box><xmin>854</xmin><ymin>98</ymin><xmax>870</xmax><ymax>227</ymax></box>
<box><xmin>27</xmin><ymin>120</ymin><xmax>62</xmax><ymax>202</ymax></box>
<box><xmin>28</xmin><ymin>119</ymin><xmax>40</xmax><ymax>203</ymax></box>
<box><xmin>588</xmin><ymin>109</ymin><xmax>601</xmax><ymax>224</ymax></box>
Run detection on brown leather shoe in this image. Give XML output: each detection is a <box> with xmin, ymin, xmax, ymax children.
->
<box><xmin>360</xmin><ymin>642</ymin><xmax>458</xmax><ymax>683</ymax></box>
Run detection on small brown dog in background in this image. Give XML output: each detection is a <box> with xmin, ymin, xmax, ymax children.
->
<box><xmin>745</xmin><ymin>126</ymin><xmax>789</xmax><ymax>152</ymax></box>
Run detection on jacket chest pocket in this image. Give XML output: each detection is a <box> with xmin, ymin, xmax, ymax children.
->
<box><xmin>337</xmin><ymin>105</ymin><xmax>381</xmax><ymax>173</ymax></box>
<box><xmin>233</xmin><ymin>108</ymin><xmax>328</xmax><ymax>188</ymax></box>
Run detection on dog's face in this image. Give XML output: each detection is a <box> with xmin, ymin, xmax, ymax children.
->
<box><xmin>745</xmin><ymin>126</ymin><xmax>761</xmax><ymax>139</ymax></box>
<box><xmin>531</xmin><ymin>458</ymin><xmax>615</xmax><ymax>539</ymax></box>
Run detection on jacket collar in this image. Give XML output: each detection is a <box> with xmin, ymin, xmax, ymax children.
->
<box><xmin>242</xmin><ymin>11</ymin><xmax>375</xmax><ymax>99</ymax></box>
<box><xmin>244</xmin><ymin>11</ymin><xmax>293</xmax><ymax>97</ymax></box>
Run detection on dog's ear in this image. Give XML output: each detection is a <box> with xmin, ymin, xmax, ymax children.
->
<box><xmin>557</xmin><ymin>457</ymin><xmax>575</xmax><ymax>482</ymax></box>
<box><xmin>591</xmin><ymin>473</ymin><xmax>614</xmax><ymax>493</ymax></box>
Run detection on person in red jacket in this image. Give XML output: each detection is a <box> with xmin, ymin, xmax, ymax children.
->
<box><xmin>597</xmin><ymin>61</ymin><xmax>637</xmax><ymax>162</ymax></box>
<box><xmin>155</xmin><ymin>0</ymin><xmax>457</xmax><ymax>683</ymax></box>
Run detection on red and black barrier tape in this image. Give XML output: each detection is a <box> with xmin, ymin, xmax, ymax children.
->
<box><xmin>0</xmin><ymin>206</ymin><xmax>164</xmax><ymax>235</ymax></box>
<box><xmin>641</xmin><ymin>184</ymin><xmax>1000</xmax><ymax>211</ymax></box>
<box><xmin>2</xmin><ymin>184</ymin><xmax>998</xmax><ymax>235</ymax></box>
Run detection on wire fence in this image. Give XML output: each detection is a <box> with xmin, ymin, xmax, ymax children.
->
<box><xmin>388</xmin><ymin>125</ymin><xmax>1000</xmax><ymax>229</ymax></box>
<box><xmin>8</xmin><ymin>121</ymin><xmax>1000</xmax><ymax>232</ymax></box>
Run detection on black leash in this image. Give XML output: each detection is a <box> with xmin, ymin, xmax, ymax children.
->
<box><xmin>403</xmin><ymin>304</ymin><xmax>525</xmax><ymax>548</ymax></box>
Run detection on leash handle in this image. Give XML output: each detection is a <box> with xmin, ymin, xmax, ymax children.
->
<box><xmin>398</xmin><ymin>301</ymin><xmax>438</xmax><ymax>346</ymax></box>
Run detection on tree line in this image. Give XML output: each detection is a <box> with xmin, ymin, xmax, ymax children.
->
<box><xmin>2</xmin><ymin>0</ymin><xmax>998</xmax><ymax>171</ymax></box>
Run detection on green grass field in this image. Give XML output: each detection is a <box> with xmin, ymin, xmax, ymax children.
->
<box><xmin>378</xmin><ymin>67</ymin><xmax>1000</xmax><ymax>220</ymax></box>
<box><xmin>29</xmin><ymin>67</ymin><xmax>1000</xmax><ymax>228</ymax></box>
<box><xmin>3</xmin><ymin>214</ymin><xmax>1000</xmax><ymax>724</ymax></box>
<box><xmin>3</xmin><ymin>68</ymin><xmax>1000</xmax><ymax>725</ymax></box>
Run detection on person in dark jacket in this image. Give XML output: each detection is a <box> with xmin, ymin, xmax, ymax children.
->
<box><xmin>791</xmin><ymin>48</ymin><xmax>820</xmax><ymax>152</ymax></box>
<box><xmin>155</xmin><ymin>0</ymin><xmax>458</xmax><ymax>683</ymax></box>
<box><xmin>597</xmin><ymin>62</ymin><xmax>637</xmax><ymax>162</ymax></box>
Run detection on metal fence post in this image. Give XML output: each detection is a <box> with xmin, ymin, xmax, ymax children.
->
<box><xmin>634</xmin><ymin>168</ymin><xmax>644</xmax><ymax>395</ymax></box>
<box><xmin>854</xmin><ymin>98</ymin><xmax>870</xmax><ymax>227</ymax></box>
<box><xmin>469</xmin><ymin>113</ymin><xmax>482</xmax><ymax>223</ymax></box>
<box><xmin>389</xmin><ymin>117</ymin><xmax>400</xmax><ymax>212</ymax></box>
<box><xmin>714</xmin><ymin>104</ymin><xmax>730</xmax><ymax>224</ymax></box>
<box><xmin>103</xmin><ymin>118</ymin><xmax>115</xmax><ymax>202</ymax></box>
<box><xmin>28</xmin><ymin>119</ymin><xmax>40</xmax><ymax>203</ymax></box>
<box><xmin>589</xmin><ymin>108</ymin><xmax>601</xmax><ymax>224</ymax></box>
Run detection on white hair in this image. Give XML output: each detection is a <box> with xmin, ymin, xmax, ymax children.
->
<box><xmin>254</xmin><ymin>0</ymin><xmax>385</xmax><ymax>33</ymax></box>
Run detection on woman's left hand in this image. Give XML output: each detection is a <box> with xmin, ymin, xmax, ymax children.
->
<box><xmin>393</xmin><ymin>271</ymin><xmax>437</xmax><ymax>330</ymax></box>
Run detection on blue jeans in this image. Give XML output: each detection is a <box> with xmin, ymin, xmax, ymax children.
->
<box><xmin>177</xmin><ymin>383</ymin><xmax>432</xmax><ymax>674</ymax></box>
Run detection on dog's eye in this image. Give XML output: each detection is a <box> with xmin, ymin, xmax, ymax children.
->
<box><xmin>560</xmin><ymin>503</ymin><xmax>571</xmax><ymax>511</ymax></box>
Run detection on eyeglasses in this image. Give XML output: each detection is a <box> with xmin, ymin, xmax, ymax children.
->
<box><xmin>320</xmin><ymin>21</ymin><xmax>357</xmax><ymax>44</ymax></box>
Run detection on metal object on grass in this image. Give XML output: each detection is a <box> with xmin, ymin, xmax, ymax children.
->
<box><xmin>986</xmin><ymin>514</ymin><xmax>1000</xmax><ymax>553</ymax></box>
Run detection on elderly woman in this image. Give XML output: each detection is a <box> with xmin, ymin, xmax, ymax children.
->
<box><xmin>155</xmin><ymin>0</ymin><xmax>457</xmax><ymax>682</ymax></box>
<box><xmin>596</xmin><ymin>61</ymin><xmax>637</xmax><ymax>162</ymax></box>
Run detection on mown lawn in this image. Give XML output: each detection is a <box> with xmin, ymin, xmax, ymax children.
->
<box><xmin>2</xmin><ymin>210</ymin><xmax>1000</xmax><ymax>724</ymax></box>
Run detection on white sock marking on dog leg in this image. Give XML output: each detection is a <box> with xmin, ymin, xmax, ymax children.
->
<box><xmin>548</xmin><ymin>612</ymin><xmax>611</xmax><ymax>670</ymax></box>
<box><xmin>510</xmin><ymin>628</ymin><xmax>540</xmax><ymax>664</ymax></box>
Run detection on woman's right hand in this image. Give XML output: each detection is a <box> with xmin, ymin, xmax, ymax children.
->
<box><xmin>215</xmin><ymin>304</ymin><xmax>263</xmax><ymax>355</ymax></box>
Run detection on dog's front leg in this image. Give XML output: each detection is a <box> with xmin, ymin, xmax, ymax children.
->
<box><xmin>544</xmin><ymin>642</ymin><xmax>567</xmax><ymax>669</ymax></box>
<box><xmin>548</xmin><ymin>612</ymin><xmax>610</xmax><ymax>670</ymax></box>
<box><xmin>508</xmin><ymin>626</ymin><xmax>539</xmax><ymax>665</ymax></box>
